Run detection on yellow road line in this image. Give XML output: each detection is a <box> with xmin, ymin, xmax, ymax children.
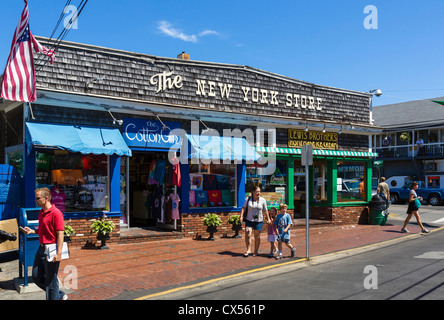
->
<box><xmin>135</xmin><ymin>226</ymin><xmax>444</xmax><ymax>300</ymax></box>
<box><xmin>134</xmin><ymin>257</ymin><xmax>307</xmax><ymax>300</ymax></box>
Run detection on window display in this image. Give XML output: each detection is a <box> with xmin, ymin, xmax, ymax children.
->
<box><xmin>336</xmin><ymin>161</ymin><xmax>366</xmax><ymax>202</ymax></box>
<box><xmin>36</xmin><ymin>151</ymin><xmax>109</xmax><ymax>212</ymax></box>
<box><xmin>246</xmin><ymin>160</ymin><xmax>287</xmax><ymax>207</ymax></box>
<box><xmin>313</xmin><ymin>161</ymin><xmax>327</xmax><ymax>203</ymax></box>
<box><xmin>189</xmin><ymin>161</ymin><xmax>236</xmax><ymax>208</ymax></box>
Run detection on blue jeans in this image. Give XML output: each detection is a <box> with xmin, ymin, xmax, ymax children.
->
<box><xmin>32</xmin><ymin>245</ymin><xmax>65</xmax><ymax>300</ymax></box>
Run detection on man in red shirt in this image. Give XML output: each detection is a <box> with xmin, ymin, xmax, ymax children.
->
<box><xmin>23</xmin><ymin>187</ymin><xmax>67</xmax><ymax>300</ymax></box>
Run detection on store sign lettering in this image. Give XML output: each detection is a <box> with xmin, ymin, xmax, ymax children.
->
<box><xmin>147</xmin><ymin>71</ymin><xmax>324</xmax><ymax>111</ymax></box>
<box><xmin>288</xmin><ymin>129</ymin><xmax>338</xmax><ymax>150</ymax></box>
<box><xmin>150</xmin><ymin>71</ymin><xmax>183</xmax><ymax>93</ymax></box>
<box><xmin>122</xmin><ymin>118</ymin><xmax>181</xmax><ymax>149</ymax></box>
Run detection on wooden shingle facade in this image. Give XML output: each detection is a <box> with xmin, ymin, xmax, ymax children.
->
<box><xmin>0</xmin><ymin>37</ymin><xmax>381</xmax><ymax>246</ymax></box>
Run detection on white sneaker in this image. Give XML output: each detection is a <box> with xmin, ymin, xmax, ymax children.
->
<box><xmin>422</xmin><ymin>228</ymin><xmax>430</xmax><ymax>233</ymax></box>
<box><xmin>401</xmin><ymin>228</ymin><xmax>409</xmax><ymax>233</ymax></box>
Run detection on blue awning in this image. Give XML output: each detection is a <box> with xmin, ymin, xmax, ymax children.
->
<box><xmin>25</xmin><ymin>122</ymin><xmax>132</xmax><ymax>157</ymax></box>
<box><xmin>185</xmin><ymin>134</ymin><xmax>261</xmax><ymax>162</ymax></box>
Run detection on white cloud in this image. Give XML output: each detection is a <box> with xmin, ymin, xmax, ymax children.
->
<box><xmin>199</xmin><ymin>30</ymin><xmax>219</xmax><ymax>37</ymax></box>
<box><xmin>157</xmin><ymin>21</ymin><xmax>219</xmax><ymax>43</ymax></box>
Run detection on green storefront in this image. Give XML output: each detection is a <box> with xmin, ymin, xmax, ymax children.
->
<box><xmin>249</xmin><ymin>143</ymin><xmax>377</xmax><ymax>224</ymax></box>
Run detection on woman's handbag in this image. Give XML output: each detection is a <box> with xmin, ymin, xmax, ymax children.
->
<box><xmin>414</xmin><ymin>197</ymin><xmax>422</xmax><ymax>208</ymax></box>
<box><xmin>243</xmin><ymin>197</ymin><xmax>250</xmax><ymax>221</ymax></box>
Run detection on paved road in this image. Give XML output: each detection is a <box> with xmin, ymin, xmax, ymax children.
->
<box><xmin>149</xmin><ymin>225</ymin><xmax>444</xmax><ymax>300</ymax></box>
<box><xmin>387</xmin><ymin>203</ymin><xmax>444</xmax><ymax>228</ymax></box>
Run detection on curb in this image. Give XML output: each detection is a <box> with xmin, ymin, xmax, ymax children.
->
<box><xmin>136</xmin><ymin>225</ymin><xmax>444</xmax><ymax>300</ymax></box>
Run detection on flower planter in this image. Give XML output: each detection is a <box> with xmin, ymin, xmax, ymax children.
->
<box><xmin>97</xmin><ymin>232</ymin><xmax>110</xmax><ymax>250</ymax></box>
<box><xmin>231</xmin><ymin>223</ymin><xmax>242</xmax><ymax>238</ymax></box>
<box><xmin>206</xmin><ymin>226</ymin><xmax>218</xmax><ymax>241</ymax></box>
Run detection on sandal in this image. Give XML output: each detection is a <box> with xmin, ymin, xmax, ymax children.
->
<box><xmin>243</xmin><ymin>252</ymin><xmax>250</xmax><ymax>257</ymax></box>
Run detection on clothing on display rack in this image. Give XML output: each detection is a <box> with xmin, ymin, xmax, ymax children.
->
<box><xmin>148</xmin><ymin>159</ymin><xmax>156</xmax><ymax>185</ymax></box>
<box><xmin>50</xmin><ymin>186</ymin><xmax>66</xmax><ymax>212</ymax></box>
<box><xmin>169</xmin><ymin>193</ymin><xmax>180</xmax><ymax>220</ymax></box>
<box><xmin>154</xmin><ymin>159</ymin><xmax>166</xmax><ymax>184</ymax></box>
<box><xmin>150</xmin><ymin>187</ymin><xmax>164</xmax><ymax>221</ymax></box>
<box><xmin>171</xmin><ymin>156</ymin><xmax>181</xmax><ymax>187</ymax></box>
<box><xmin>83</xmin><ymin>183</ymin><xmax>107</xmax><ymax>209</ymax></box>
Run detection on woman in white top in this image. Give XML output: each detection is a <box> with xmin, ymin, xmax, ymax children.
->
<box><xmin>240</xmin><ymin>186</ymin><xmax>270</xmax><ymax>257</ymax></box>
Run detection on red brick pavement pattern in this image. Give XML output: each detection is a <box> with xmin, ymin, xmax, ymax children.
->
<box><xmin>59</xmin><ymin>224</ymin><xmax>420</xmax><ymax>300</ymax></box>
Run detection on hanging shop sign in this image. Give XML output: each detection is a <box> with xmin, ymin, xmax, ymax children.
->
<box><xmin>122</xmin><ymin>118</ymin><xmax>181</xmax><ymax>150</ymax></box>
<box><xmin>288</xmin><ymin>129</ymin><xmax>338</xmax><ymax>150</ymax></box>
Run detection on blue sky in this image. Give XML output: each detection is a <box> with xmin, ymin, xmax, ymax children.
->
<box><xmin>1</xmin><ymin>0</ymin><xmax>443</xmax><ymax>107</ymax></box>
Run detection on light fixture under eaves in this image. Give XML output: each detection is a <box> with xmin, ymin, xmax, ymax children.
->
<box><xmin>197</xmin><ymin>116</ymin><xmax>216</xmax><ymax>135</ymax></box>
<box><xmin>304</xmin><ymin>122</ymin><xmax>309</xmax><ymax>132</ymax></box>
<box><xmin>322</xmin><ymin>123</ymin><xmax>326</xmax><ymax>133</ymax></box>
<box><xmin>106</xmin><ymin>108</ymin><xmax>123</xmax><ymax>126</ymax></box>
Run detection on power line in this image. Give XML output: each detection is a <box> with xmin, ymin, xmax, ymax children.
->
<box><xmin>385</xmin><ymin>89</ymin><xmax>444</xmax><ymax>93</ymax></box>
<box><xmin>33</xmin><ymin>0</ymin><xmax>72</xmax><ymax>70</ymax></box>
<box><xmin>35</xmin><ymin>0</ymin><xmax>89</xmax><ymax>74</ymax></box>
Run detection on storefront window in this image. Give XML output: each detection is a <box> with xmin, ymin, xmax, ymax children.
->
<box><xmin>246</xmin><ymin>159</ymin><xmax>287</xmax><ymax>207</ymax></box>
<box><xmin>5</xmin><ymin>144</ymin><xmax>24</xmax><ymax>176</ymax></box>
<box><xmin>337</xmin><ymin>161</ymin><xmax>365</xmax><ymax>202</ymax></box>
<box><xmin>36</xmin><ymin>151</ymin><xmax>109</xmax><ymax>212</ymax></box>
<box><xmin>313</xmin><ymin>161</ymin><xmax>327</xmax><ymax>203</ymax></box>
<box><xmin>189</xmin><ymin>161</ymin><xmax>236</xmax><ymax>208</ymax></box>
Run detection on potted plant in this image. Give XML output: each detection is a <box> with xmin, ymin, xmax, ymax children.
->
<box><xmin>90</xmin><ymin>215</ymin><xmax>115</xmax><ymax>249</ymax></box>
<box><xmin>64</xmin><ymin>222</ymin><xmax>75</xmax><ymax>243</ymax></box>
<box><xmin>202</xmin><ymin>213</ymin><xmax>223</xmax><ymax>240</ymax></box>
<box><xmin>400</xmin><ymin>132</ymin><xmax>411</xmax><ymax>142</ymax></box>
<box><xmin>227</xmin><ymin>214</ymin><xmax>242</xmax><ymax>238</ymax></box>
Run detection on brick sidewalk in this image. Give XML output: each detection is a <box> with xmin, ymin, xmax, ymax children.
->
<box><xmin>59</xmin><ymin>223</ymin><xmax>422</xmax><ymax>300</ymax></box>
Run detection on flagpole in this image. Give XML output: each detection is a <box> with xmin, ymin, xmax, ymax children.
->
<box><xmin>28</xmin><ymin>102</ymin><xmax>35</xmax><ymax>120</ymax></box>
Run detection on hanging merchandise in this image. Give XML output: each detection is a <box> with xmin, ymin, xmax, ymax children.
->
<box><xmin>189</xmin><ymin>190</ymin><xmax>197</xmax><ymax>207</ymax></box>
<box><xmin>169</xmin><ymin>193</ymin><xmax>180</xmax><ymax>220</ymax></box>
<box><xmin>74</xmin><ymin>185</ymin><xmax>94</xmax><ymax>211</ymax></box>
<box><xmin>165</xmin><ymin>196</ymin><xmax>172</xmax><ymax>222</ymax></box>
<box><xmin>203</xmin><ymin>174</ymin><xmax>217</xmax><ymax>190</ymax></box>
<box><xmin>216</xmin><ymin>175</ymin><xmax>229</xmax><ymax>189</ymax></box>
<box><xmin>208</xmin><ymin>190</ymin><xmax>222</xmax><ymax>207</ymax></box>
<box><xmin>150</xmin><ymin>187</ymin><xmax>164</xmax><ymax>220</ymax></box>
<box><xmin>148</xmin><ymin>159</ymin><xmax>156</xmax><ymax>185</ymax></box>
<box><xmin>190</xmin><ymin>174</ymin><xmax>203</xmax><ymax>190</ymax></box>
<box><xmin>84</xmin><ymin>183</ymin><xmax>107</xmax><ymax>209</ymax></box>
<box><xmin>166</xmin><ymin>162</ymin><xmax>174</xmax><ymax>186</ymax></box>
<box><xmin>154</xmin><ymin>158</ymin><xmax>166</xmax><ymax>184</ymax></box>
<box><xmin>50</xmin><ymin>186</ymin><xmax>66</xmax><ymax>212</ymax></box>
<box><xmin>171</xmin><ymin>156</ymin><xmax>181</xmax><ymax>187</ymax></box>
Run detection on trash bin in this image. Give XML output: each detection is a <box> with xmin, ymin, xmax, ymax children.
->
<box><xmin>18</xmin><ymin>208</ymin><xmax>40</xmax><ymax>286</ymax></box>
<box><xmin>369</xmin><ymin>194</ymin><xmax>388</xmax><ymax>225</ymax></box>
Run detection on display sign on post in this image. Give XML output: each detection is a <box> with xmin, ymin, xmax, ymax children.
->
<box><xmin>301</xmin><ymin>144</ymin><xmax>313</xmax><ymax>260</ymax></box>
<box><xmin>301</xmin><ymin>144</ymin><xmax>313</xmax><ymax>166</ymax></box>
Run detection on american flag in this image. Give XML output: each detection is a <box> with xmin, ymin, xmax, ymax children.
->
<box><xmin>1</xmin><ymin>3</ymin><xmax>55</xmax><ymax>102</ymax></box>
